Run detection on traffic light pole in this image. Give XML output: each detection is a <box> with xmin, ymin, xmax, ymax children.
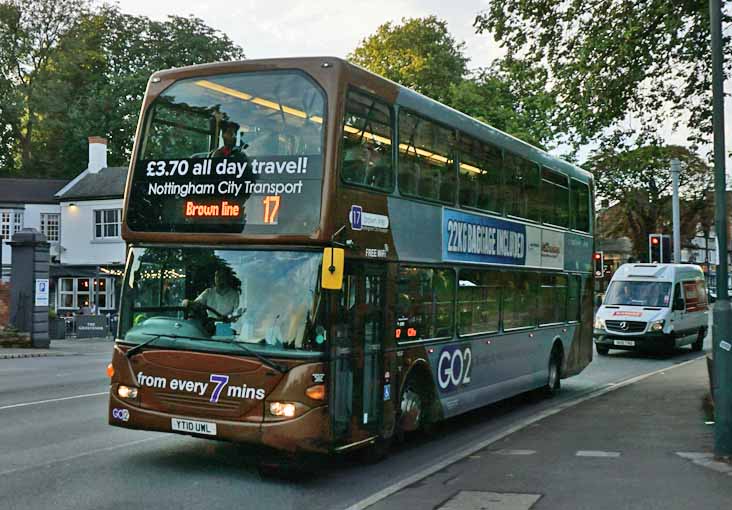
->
<box><xmin>671</xmin><ymin>159</ymin><xmax>681</xmax><ymax>263</ymax></box>
<box><xmin>709</xmin><ymin>0</ymin><xmax>731</xmax><ymax>458</ymax></box>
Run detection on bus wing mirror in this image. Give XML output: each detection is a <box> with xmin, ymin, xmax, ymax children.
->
<box><xmin>321</xmin><ymin>248</ymin><xmax>344</xmax><ymax>290</ymax></box>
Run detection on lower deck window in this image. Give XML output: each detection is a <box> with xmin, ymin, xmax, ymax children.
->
<box><xmin>458</xmin><ymin>269</ymin><xmax>500</xmax><ymax>335</ymax></box>
<box><xmin>502</xmin><ymin>271</ymin><xmax>538</xmax><ymax>329</ymax></box>
<box><xmin>396</xmin><ymin>266</ymin><xmax>455</xmax><ymax>341</ymax></box>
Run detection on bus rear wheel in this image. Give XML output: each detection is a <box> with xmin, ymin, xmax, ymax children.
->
<box><xmin>545</xmin><ymin>348</ymin><xmax>562</xmax><ymax>396</ymax></box>
<box><xmin>399</xmin><ymin>383</ymin><xmax>424</xmax><ymax>434</ymax></box>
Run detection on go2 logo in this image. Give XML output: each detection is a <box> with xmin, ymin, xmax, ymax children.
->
<box><xmin>112</xmin><ymin>408</ymin><xmax>130</xmax><ymax>422</ymax></box>
<box><xmin>436</xmin><ymin>345</ymin><xmax>472</xmax><ymax>391</ymax></box>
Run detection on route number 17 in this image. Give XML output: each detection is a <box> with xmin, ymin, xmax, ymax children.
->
<box><xmin>262</xmin><ymin>196</ymin><xmax>281</xmax><ymax>224</ymax></box>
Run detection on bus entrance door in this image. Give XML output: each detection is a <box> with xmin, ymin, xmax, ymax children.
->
<box><xmin>332</xmin><ymin>263</ymin><xmax>386</xmax><ymax>445</ymax></box>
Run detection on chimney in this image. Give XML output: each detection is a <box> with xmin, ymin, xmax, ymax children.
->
<box><xmin>88</xmin><ymin>136</ymin><xmax>108</xmax><ymax>174</ymax></box>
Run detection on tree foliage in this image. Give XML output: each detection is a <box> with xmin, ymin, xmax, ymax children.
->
<box><xmin>588</xmin><ymin>144</ymin><xmax>713</xmax><ymax>259</ymax></box>
<box><xmin>350</xmin><ymin>17</ymin><xmax>560</xmax><ymax>148</ymax></box>
<box><xmin>0</xmin><ymin>1</ymin><xmax>244</xmax><ymax>178</ymax></box>
<box><xmin>447</xmin><ymin>57</ymin><xmax>559</xmax><ymax>149</ymax></box>
<box><xmin>350</xmin><ymin>16</ymin><xmax>468</xmax><ymax>104</ymax></box>
<box><xmin>475</xmin><ymin>1</ymin><xmax>732</xmax><ymax>148</ymax></box>
<box><xmin>0</xmin><ymin>0</ymin><xmax>90</xmax><ymax>174</ymax></box>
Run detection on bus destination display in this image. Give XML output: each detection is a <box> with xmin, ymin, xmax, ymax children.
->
<box><xmin>126</xmin><ymin>154</ymin><xmax>322</xmax><ymax>234</ymax></box>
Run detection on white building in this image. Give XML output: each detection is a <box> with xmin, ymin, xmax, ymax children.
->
<box><xmin>53</xmin><ymin>137</ymin><xmax>127</xmax><ymax>313</ymax></box>
<box><xmin>0</xmin><ymin>178</ymin><xmax>68</xmax><ymax>281</ymax></box>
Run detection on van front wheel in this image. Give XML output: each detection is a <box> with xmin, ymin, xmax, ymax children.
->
<box><xmin>596</xmin><ymin>344</ymin><xmax>610</xmax><ymax>356</ymax></box>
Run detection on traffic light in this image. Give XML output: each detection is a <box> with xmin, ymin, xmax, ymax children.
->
<box><xmin>649</xmin><ymin>234</ymin><xmax>662</xmax><ymax>263</ymax></box>
<box><xmin>661</xmin><ymin>236</ymin><xmax>672</xmax><ymax>263</ymax></box>
<box><xmin>594</xmin><ymin>251</ymin><xmax>604</xmax><ymax>277</ymax></box>
<box><xmin>649</xmin><ymin>234</ymin><xmax>672</xmax><ymax>263</ymax></box>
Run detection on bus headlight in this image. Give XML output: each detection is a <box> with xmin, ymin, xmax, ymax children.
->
<box><xmin>269</xmin><ymin>402</ymin><xmax>297</xmax><ymax>418</ymax></box>
<box><xmin>650</xmin><ymin>320</ymin><xmax>664</xmax><ymax>332</ymax></box>
<box><xmin>594</xmin><ymin>318</ymin><xmax>605</xmax><ymax>330</ymax></box>
<box><xmin>117</xmin><ymin>385</ymin><xmax>138</xmax><ymax>399</ymax></box>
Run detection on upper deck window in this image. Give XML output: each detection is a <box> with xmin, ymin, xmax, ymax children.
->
<box><xmin>571</xmin><ymin>180</ymin><xmax>591</xmax><ymax>233</ymax></box>
<box><xmin>398</xmin><ymin>110</ymin><xmax>456</xmax><ymax>204</ymax></box>
<box><xmin>127</xmin><ymin>71</ymin><xmax>326</xmax><ymax>235</ymax></box>
<box><xmin>505</xmin><ymin>153</ymin><xmax>540</xmax><ymax>222</ymax></box>
<box><xmin>458</xmin><ymin>135</ymin><xmax>502</xmax><ymax>214</ymax></box>
<box><xmin>541</xmin><ymin>167</ymin><xmax>569</xmax><ymax>228</ymax></box>
<box><xmin>340</xmin><ymin>90</ymin><xmax>393</xmax><ymax>191</ymax></box>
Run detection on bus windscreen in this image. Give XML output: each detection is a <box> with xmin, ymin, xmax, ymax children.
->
<box><xmin>126</xmin><ymin>71</ymin><xmax>326</xmax><ymax>234</ymax></box>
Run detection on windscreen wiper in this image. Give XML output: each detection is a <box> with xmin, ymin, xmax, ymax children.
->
<box><xmin>211</xmin><ymin>337</ymin><xmax>289</xmax><ymax>374</ymax></box>
<box><xmin>125</xmin><ymin>333</ymin><xmax>169</xmax><ymax>358</ymax></box>
<box><xmin>125</xmin><ymin>333</ymin><xmax>288</xmax><ymax>374</ymax></box>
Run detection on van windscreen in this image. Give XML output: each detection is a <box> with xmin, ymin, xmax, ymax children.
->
<box><xmin>604</xmin><ymin>281</ymin><xmax>672</xmax><ymax>308</ymax></box>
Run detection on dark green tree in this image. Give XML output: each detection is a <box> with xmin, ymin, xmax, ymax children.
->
<box><xmin>0</xmin><ymin>0</ymin><xmax>89</xmax><ymax>174</ymax></box>
<box><xmin>1</xmin><ymin>2</ymin><xmax>244</xmax><ymax>177</ymax></box>
<box><xmin>350</xmin><ymin>17</ymin><xmax>560</xmax><ymax>148</ymax></box>
<box><xmin>349</xmin><ymin>16</ymin><xmax>469</xmax><ymax>104</ymax></box>
<box><xmin>475</xmin><ymin>1</ymin><xmax>732</xmax><ymax>148</ymax></box>
<box><xmin>447</xmin><ymin>57</ymin><xmax>559</xmax><ymax>149</ymax></box>
<box><xmin>588</xmin><ymin>144</ymin><xmax>713</xmax><ymax>260</ymax></box>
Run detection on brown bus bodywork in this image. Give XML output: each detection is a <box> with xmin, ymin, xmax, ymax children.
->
<box><xmin>110</xmin><ymin>57</ymin><xmax>594</xmax><ymax>456</ymax></box>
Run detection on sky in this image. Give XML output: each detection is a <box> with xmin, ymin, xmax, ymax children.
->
<box><xmin>116</xmin><ymin>0</ymin><xmax>731</xmax><ymax>169</ymax></box>
<box><xmin>116</xmin><ymin>0</ymin><xmax>501</xmax><ymax>66</ymax></box>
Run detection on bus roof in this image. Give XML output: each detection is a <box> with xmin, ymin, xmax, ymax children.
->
<box><xmin>148</xmin><ymin>56</ymin><xmax>592</xmax><ymax>185</ymax></box>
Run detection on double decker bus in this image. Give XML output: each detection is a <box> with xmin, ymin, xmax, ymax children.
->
<box><xmin>108</xmin><ymin>57</ymin><xmax>595</xmax><ymax>458</ymax></box>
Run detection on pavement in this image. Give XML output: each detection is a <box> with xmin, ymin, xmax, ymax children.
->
<box><xmin>362</xmin><ymin>356</ymin><xmax>731</xmax><ymax>510</ymax></box>
<box><xmin>0</xmin><ymin>336</ymin><xmax>114</xmax><ymax>359</ymax></box>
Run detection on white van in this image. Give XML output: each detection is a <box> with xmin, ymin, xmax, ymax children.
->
<box><xmin>594</xmin><ymin>264</ymin><xmax>709</xmax><ymax>355</ymax></box>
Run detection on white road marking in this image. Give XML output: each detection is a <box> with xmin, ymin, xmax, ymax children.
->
<box><xmin>494</xmin><ymin>449</ymin><xmax>537</xmax><ymax>456</ymax></box>
<box><xmin>0</xmin><ymin>392</ymin><xmax>107</xmax><ymax>411</ymax></box>
<box><xmin>576</xmin><ymin>450</ymin><xmax>621</xmax><ymax>458</ymax></box>
<box><xmin>0</xmin><ymin>437</ymin><xmax>161</xmax><ymax>477</ymax></box>
<box><xmin>343</xmin><ymin>356</ymin><xmax>705</xmax><ymax>510</ymax></box>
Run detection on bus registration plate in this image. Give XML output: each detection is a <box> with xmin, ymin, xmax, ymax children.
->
<box><xmin>171</xmin><ymin>418</ymin><xmax>217</xmax><ymax>436</ymax></box>
<box><xmin>613</xmin><ymin>340</ymin><xmax>635</xmax><ymax>347</ymax></box>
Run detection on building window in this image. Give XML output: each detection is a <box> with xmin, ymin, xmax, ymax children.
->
<box><xmin>0</xmin><ymin>212</ymin><xmax>10</xmax><ymax>242</ymax></box>
<box><xmin>94</xmin><ymin>209</ymin><xmax>121</xmax><ymax>239</ymax></box>
<box><xmin>40</xmin><ymin>213</ymin><xmax>60</xmax><ymax>242</ymax></box>
<box><xmin>57</xmin><ymin>277</ymin><xmax>115</xmax><ymax>310</ymax></box>
<box><xmin>13</xmin><ymin>212</ymin><xmax>23</xmax><ymax>233</ymax></box>
<box><xmin>1</xmin><ymin>210</ymin><xmax>24</xmax><ymax>242</ymax></box>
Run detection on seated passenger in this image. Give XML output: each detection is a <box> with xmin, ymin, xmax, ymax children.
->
<box><xmin>211</xmin><ymin>121</ymin><xmax>243</xmax><ymax>158</ymax></box>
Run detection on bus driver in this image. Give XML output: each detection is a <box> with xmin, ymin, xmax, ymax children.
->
<box><xmin>183</xmin><ymin>268</ymin><xmax>241</xmax><ymax>319</ymax></box>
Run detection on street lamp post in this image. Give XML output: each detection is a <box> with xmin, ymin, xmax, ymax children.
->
<box><xmin>709</xmin><ymin>0</ymin><xmax>731</xmax><ymax>457</ymax></box>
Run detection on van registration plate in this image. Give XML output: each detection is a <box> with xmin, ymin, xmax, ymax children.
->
<box><xmin>171</xmin><ymin>418</ymin><xmax>217</xmax><ymax>436</ymax></box>
<box><xmin>614</xmin><ymin>340</ymin><xmax>635</xmax><ymax>347</ymax></box>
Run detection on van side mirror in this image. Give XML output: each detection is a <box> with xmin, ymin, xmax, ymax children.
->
<box><xmin>321</xmin><ymin>248</ymin><xmax>344</xmax><ymax>290</ymax></box>
<box><xmin>673</xmin><ymin>298</ymin><xmax>685</xmax><ymax>311</ymax></box>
